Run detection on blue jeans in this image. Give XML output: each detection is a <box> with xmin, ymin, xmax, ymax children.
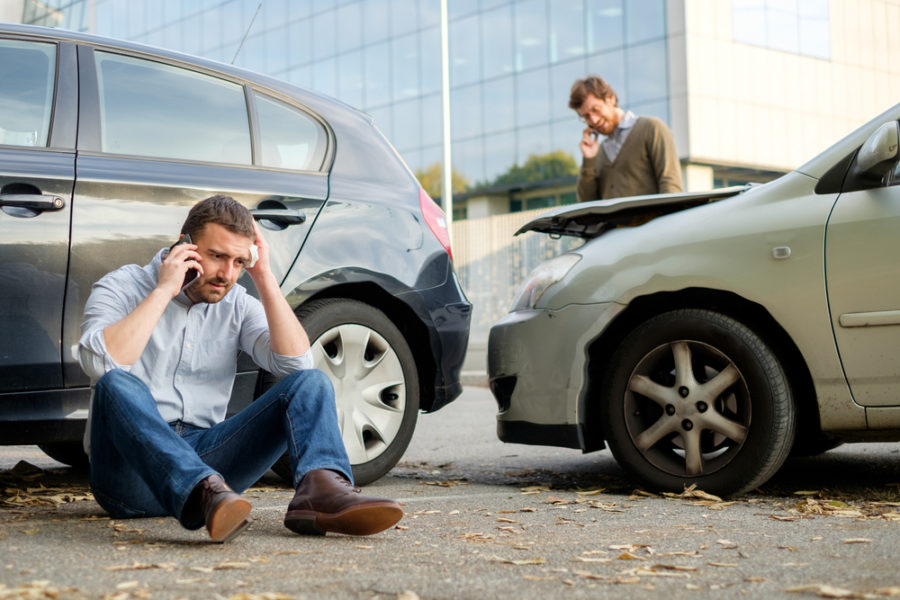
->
<box><xmin>89</xmin><ymin>368</ymin><xmax>352</xmax><ymax>528</ymax></box>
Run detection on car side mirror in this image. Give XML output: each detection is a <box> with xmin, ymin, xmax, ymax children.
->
<box><xmin>857</xmin><ymin>121</ymin><xmax>899</xmax><ymax>175</ymax></box>
<box><xmin>842</xmin><ymin>121</ymin><xmax>900</xmax><ymax>193</ymax></box>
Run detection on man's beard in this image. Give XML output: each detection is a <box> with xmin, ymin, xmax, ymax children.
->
<box><xmin>185</xmin><ymin>276</ymin><xmax>232</xmax><ymax>304</ymax></box>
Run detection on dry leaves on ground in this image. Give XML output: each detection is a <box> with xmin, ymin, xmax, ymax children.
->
<box><xmin>0</xmin><ymin>580</ymin><xmax>81</xmax><ymax>599</ymax></box>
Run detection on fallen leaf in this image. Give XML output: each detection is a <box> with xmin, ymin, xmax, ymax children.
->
<box><xmin>215</xmin><ymin>562</ymin><xmax>250</xmax><ymax>570</ymax></box>
<box><xmin>616</xmin><ymin>552</ymin><xmax>645</xmax><ymax>561</ymax></box>
<box><xmin>522</xmin><ymin>575</ymin><xmax>558</xmax><ymax>582</ymax></box>
<box><xmin>489</xmin><ymin>555</ymin><xmax>546</xmax><ymax>566</ymax></box>
<box><xmin>785</xmin><ymin>583</ymin><xmax>865</xmax><ymax>598</ymax></box>
<box><xmin>115</xmin><ymin>581</ymin><xmax>140</xmax><ymax>590</ymax></box>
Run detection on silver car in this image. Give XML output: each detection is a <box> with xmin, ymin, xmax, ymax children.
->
<box><xmin>488</xmin><ymin>103</ymin><xmax>900</xmax><ymax>496</ymax></box>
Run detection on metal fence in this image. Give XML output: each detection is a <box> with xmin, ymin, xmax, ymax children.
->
<box><xmin>452</xmin><ymin>208</ymin><xmax>583</xmax><ymax>351</ymax></box>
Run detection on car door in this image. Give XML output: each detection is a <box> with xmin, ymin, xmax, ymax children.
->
<box><xmin>64</xmin><ymin>45</ymin><xmax>331</xmax><ymax>389</ymax></box>
<box><xmin>825</xmin><ymin>119</ymin><xmax>900</xmax><ymax>407</ymax></box>
<box><xmin>0</xmin><ymin>38</ymin><xmax>77</xmax><ymax>392</ymax></box>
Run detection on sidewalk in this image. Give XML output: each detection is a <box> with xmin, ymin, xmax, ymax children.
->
<box><xmin>459</xmin><ymin>340</ymin><xmax>487</xmax><ymax>387</ymax></box>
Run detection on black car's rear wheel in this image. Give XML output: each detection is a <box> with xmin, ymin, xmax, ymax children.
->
<box><xmin>260</xmin><ymin>298</ymin><xmax>419</xmax><ymax>486</ymax></box>
<box><xmin>37</xmin><ymin>442</ymin><xmax>88</xmax><ymax>469</ymax></box>
<box><xmin>600</xmin><ymin>309</ymin><xmax>795</xmax><ymax>496</ymax></box>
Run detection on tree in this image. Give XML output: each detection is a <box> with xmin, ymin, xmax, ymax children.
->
<box><xmin>491</xmin><ymin>150</ymin><xmax>578</xmax><ymax>187</ymax></box>
<box><xmin>414</xmin><ymin>163</ymin><xmax>470</xmax><ymax>199</ymax></box>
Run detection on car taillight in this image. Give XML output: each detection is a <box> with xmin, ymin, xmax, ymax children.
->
<box><xmin>419</xmin><ymin>187</ymin><xmax>452</xmax><ymax>260</ymax></box>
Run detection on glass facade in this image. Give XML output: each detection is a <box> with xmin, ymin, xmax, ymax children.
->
<box><xmin>21</xmin><ymin>0</ymin><xmax>672</xmax><ymax>209</ymax></box>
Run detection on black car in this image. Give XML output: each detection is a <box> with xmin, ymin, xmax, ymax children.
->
<box><xmin>0</xmin><ymin>24</ymin><xmax>471</xmax><ymax>485</ymax></box>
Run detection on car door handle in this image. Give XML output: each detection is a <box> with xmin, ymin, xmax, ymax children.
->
<box><xmin>0</xmin><ymin>193</ymin><xmax>66</xmax><ymax>211</ymax></box>
<box><xmin>250</xmin><ymin>208</ymin><xmax>306</xmax><ymax>225</ymax></box>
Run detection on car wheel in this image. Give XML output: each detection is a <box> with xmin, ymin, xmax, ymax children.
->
<box><xmin>37</xmin><ymin>442</ymin><xmax>88</xmax><ymax>469</ymax></box>
<box><xmin>260</xmin><ymin>298</ymin><xmax>419</xmax><ymax>486</ymax></box>
<box><xmin>600</xmin><ymin>309</ymin><xmax>795</xmax><ymax>496</ymax></box>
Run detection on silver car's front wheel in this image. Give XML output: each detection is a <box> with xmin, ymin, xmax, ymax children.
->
<box><xmin>601</xmin><ymin>309</ymin><xmax>795</xmax><ymax>496</ymax></box>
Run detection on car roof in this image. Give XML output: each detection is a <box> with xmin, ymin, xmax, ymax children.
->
<box><xmin>0</xmin><ymin>23</ymin><xmax>367</xmax><ymax>125</ymax></box>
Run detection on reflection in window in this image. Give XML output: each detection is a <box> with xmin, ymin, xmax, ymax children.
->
<box><xmin>391</xmin><ymin>98</ymin><xmax>422</xmax><ymax>151</ymax></box>
<box><xmin>451</xmin><ymin>85</ymin><xmax>483</xmax><ymax>140</ymax></box>
<box><xmin>550</xmin><ymin>0</ymin><xmax>586</xmax><ymax>62</ymax></box>
<box><xmin>625</xmin><ymin>40</ymin><xmax>667</xmax><ymax>105</ymax></box>
<box><xmin>364</xmin><ymin>41</ymin><xmax>391</xmax><ymax>107</ymax></box>
<box><xmin>733</xmin><ymin>0</ymin><xmax>830</xmax><ymax>59</ymax></box>
<box><xmin>393</xmin><ymin>33</ymin><xmax>420</xmax><ymax>100</ymax></box>
<box><xmin>95</xmin><ymin>52</ymin><xmax>251</xmax><ymax>164</ymax></box>
<box><xmin>0</xmin><ymin>40</ymin><xmax>55</xmax><ymax>148</ymax></box>
<box><xmin>451</xmin><ymin>14</ymin><xmax>481</xmax><ymax>86</ymax></box>
<box><xmin>514</xmin><ymin>0</ymin><xmax>550</xmax><ymax>71</ymax></box>
<box><xmin>338</xmin><ymin>50</ymin><xmax>364</xmax><ymax>108</ymax></box>
<box><xmin>482</xmin><ymin>76</ymin><xmax>516</xmax><ymax>133</ymax></box>
<box><xmin>626</xmin><ymin>0</ymin><xmax>665</xmax><ymax>44</ymax></box>
<box><xmin>587</xmin><ymin>0</ymin><xmax>624</xmax><ymax>53</ymax></box>
<box><xmin>254</xmin><ymin>93</ymin><xmax>327</xmax><ymax>171</ymax></box>
<box><xmin>482</xmin><ymin>4</ymin><xmax>514</xmax><ymax>79</ymax></box>
<box><xmin>516</xmin><ymin>68</ymin><xmax>551</xmax><ymax>127</ymax></box>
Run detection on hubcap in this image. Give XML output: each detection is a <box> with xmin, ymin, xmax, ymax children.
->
<box><xmin>311</xmin><ymin>323</ymin><xmax>406</xmax><ymax>465</ymax></box>
<box><xmin>623</xmin><ymin>341</ymin><xmax>750</xmax><ymax>478</ymax></box>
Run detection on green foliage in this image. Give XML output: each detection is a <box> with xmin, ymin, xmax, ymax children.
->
<box><xmin>490</xmin><ymin>150</ymin><xmax>578</xmax><ymax>187</ymax></box>
<box><xmin>414</xmin><ymin>163</ymin><xmax>470</xmax><ymax>199</ymax></box>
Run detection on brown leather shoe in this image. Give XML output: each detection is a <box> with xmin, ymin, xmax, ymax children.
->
<box><xmin>196</xmin><ymin>474</ymin><xmax>251</xmax><ymax>543</ymax></box>
<box><xmin>284</xmin><ymin>469</ymin><xmax>402</xmax><ymax>536</ymax></box>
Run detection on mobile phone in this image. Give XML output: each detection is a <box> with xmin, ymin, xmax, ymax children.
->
<box><xmin>169</xmin><ymin>234</ymin><xmax>199</xmax><ymax>289</ymax></box>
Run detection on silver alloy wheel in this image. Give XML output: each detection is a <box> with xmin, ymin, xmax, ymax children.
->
<box><xmin>623</xmin><ymin>340</ymin><xmax>751</xmax><ymax>477</ymax></box>
<box><xmin>311</xmin><ymin>322</ymin><xmax>406</xmax><ymax>465</ymax></box>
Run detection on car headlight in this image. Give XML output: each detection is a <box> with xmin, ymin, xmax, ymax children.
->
<box><xmin>510</xmin><ymin>253</ymin><xmax>582</xmax><ymax>311</ymax></box>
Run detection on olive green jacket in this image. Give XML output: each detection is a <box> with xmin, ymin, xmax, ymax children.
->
<box><xmin>576</xmin><ymin>116</ymin><xmax>683</xmax><ymax>202</ymax></box>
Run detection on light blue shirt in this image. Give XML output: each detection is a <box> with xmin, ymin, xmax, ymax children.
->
<box><xmin>603</xmin><ymin>110</ymin><xmax>638</xmax><ymax>163</ymax></box>
<box><xmin>78</xmin><ymin>248</ymin><xmax>312</xmax><ymax>428</ymax></box>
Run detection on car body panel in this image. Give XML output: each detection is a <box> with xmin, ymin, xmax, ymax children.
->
<box><xmin>515</xmin><ymin>186</ymin><xmax>748</xmax><ymax>239</ymax></box>
<box><xmin>825</xmin><ymin>182</ymin><xmax>900</xmax><ymax>408</ymax></box>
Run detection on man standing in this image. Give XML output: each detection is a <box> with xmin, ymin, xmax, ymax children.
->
<box><xmin>569</xmin><ymin>76</ymin><xmax>683</xmax><ymax>202</ymax></box>
<box><xmin>78</xmin><ymin>195</ymin><xmax>402</xmax><ymax>542</ymax></box>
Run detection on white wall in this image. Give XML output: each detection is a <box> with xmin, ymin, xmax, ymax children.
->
<box><xmin>675</xmin><ymin>0</ymin><xmax>900</xmax><ymax>173</ymax></box>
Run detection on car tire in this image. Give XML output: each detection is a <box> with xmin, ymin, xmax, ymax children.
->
<box><xmin>600</xmin><ymin>309</ymin><xmax>796</xmax><ymax>496</ymax></box>
<box><xmin>259</xmin><ymin>298</ymin><xmax>419</xmax><ymax>486</ymax></box>
<box><xmin>37</xmin><ymin>442</ymin><xmax>88</xmax><ymax>469</ymax></box>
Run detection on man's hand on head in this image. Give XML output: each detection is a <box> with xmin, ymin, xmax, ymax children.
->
<box><xmin>245</xmin><ymin>220</ymin><xmax>274</xmax><ymax>286</ymax></box>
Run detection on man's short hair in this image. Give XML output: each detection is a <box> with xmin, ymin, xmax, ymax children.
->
<box><xmin>569</xmin><ymin>76</ymin><xmax>617</xmax><ymax>110</ymax></box>
<box><xmin>181</xmin><ymin>195</ymin><xmax>255</xmax><ymax>240</ymax></box>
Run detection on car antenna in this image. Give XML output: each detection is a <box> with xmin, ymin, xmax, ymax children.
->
<box><xmin>231</xmin><ymin>1</ymin><xmax>263</xmax><ymax>65</ymax></box>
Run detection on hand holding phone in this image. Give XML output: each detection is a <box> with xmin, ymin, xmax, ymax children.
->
<box><xmin>168</xmin><ymin>234</ymin><xmax>200</xmax><ymax>289</ymax></box>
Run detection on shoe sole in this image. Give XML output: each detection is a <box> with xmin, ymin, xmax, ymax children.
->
<box><xmin>284</xmin><ymin>502</ymin><xmax>403</xmax><ymax>536</ymax></box>
<box><xmin>208</xmin><ymin>497</ymin><xmax>252</xmax><ymax>543</ymax></box>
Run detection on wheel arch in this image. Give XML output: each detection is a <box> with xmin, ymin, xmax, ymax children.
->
<box><xmin>291</xmin><ymin>281</ymin><xmax>437</xmax><ymax>412</ymax></box>
<box><xmin>579</xmin><ymin>287</ymin><xmax>821</xmax><ymax>452</ymax></box>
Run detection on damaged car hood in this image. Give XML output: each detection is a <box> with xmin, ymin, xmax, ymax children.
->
<box><xmin>516</xmin><ymin>185</ymin><xmax>751</xmax><ymax>239</ymax></box>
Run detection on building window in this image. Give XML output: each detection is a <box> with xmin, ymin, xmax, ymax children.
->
<box><xmin>732</xmin><ymin>0</ymin><xmax>830</xmax><ymax>60</ymax></box>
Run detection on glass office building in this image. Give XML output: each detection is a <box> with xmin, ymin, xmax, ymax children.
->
<box><xmin>19</xmin><ymin>0</ymin><xmax>672</xmax><ymax>217</ymax></box>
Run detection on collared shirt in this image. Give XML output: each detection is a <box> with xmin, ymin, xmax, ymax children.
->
<box><xmin>78</xmin><ymin>248</ymin><xmax>312</xmax><ymax>428</ymax></box>
<box><xmin>602</xmin><ymin>110</ymin><xmax>638</xmax><ymax>163</ymax></box>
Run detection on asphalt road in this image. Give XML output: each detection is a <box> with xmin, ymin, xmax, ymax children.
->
<box><xmin>2</xmin><ymin>386</ymin><xmax>900</xmax><ymax>599</ymax></box>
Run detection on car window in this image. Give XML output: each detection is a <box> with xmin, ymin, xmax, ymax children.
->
<box><xmin>254</xmin><ymin>92</ymin><xmax>327</xmax><ymax>171</ymax></box>
<box><xmin>0</xmin><ymin>39</ymin><xmax>55</xmax><ymax>148</ymax></box>
<box><xmin>95</xmin><ymin>51</ymin><xmax>251</xmax><ymax>164</ymax></box>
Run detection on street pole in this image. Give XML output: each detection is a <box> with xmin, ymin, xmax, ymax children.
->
<box><xmin>439</xmin><ymin>0</ymin><xmax>453</xmax><ymax>244</ymax></box>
